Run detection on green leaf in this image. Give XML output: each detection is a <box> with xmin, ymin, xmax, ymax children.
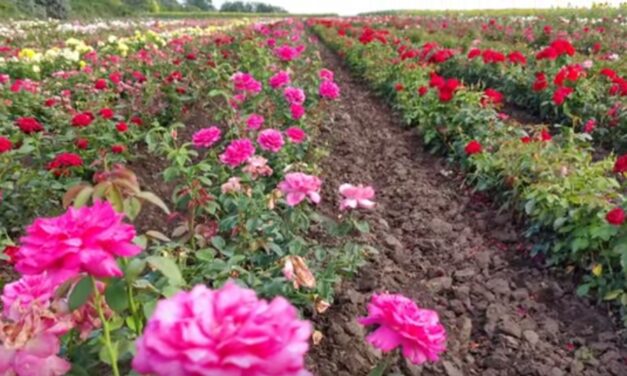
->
<box><xmin>576</xmin><ymin>283</ymin><xmax>590</xmax><ymax>297</ymax></box>
<box><xmin>124</xmin><ymin>197</ymin><xmax>142</xmax><ymax>221</ymax></box>
<box><xmin>354</xmin><ymin>220</ymin><xmax>370</xmax><ymax>233</ymax></box>
<box><xmin>603</xmin><ymin>289</ymin><xmax>623</xmax><ymax>301</ymax></box>
<box><xmin>124</xmin><ymin>259</ymin><xmax>146</xmax><ymax>282</ymax></box>
<box><xmin>136</xmin><ymin>191</ymin><xmax>170</xmax><ymax>214</ymax></box>
<box><xmin>211</xmin><ymin>236</ymin><xmax>226</xmax><ymax>251</ymax></box>
<box><xmin>146</xmin><ymin>256</ymin><xmax>185</xmax><ymax>287</ymax></box>
<box><xmin>73</xmin><ymin>186</ymin><xmax>94</xmax><ymax>208</ymax></box>
<box><xmin>105</xmin><ymin>279</ymin><xmax>129</xmax><ymax>313</ymax></box>
<box><xmin>69</xmin><ymin>276</ymin><xmax>94</xmax><ymax>311</ymax></box>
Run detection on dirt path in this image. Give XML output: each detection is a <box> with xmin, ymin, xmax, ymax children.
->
<box><xmin>309</xmin><ymin>43</ymin><xmax>627</xmax><ymax>376</ymax></box>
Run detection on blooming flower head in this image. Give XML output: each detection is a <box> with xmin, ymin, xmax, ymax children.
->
<box><xmin>47</xmin><ymin>152</ymin><xmax>83</xmax><ymax>177</ymax></box>
<box><xmin>2</xmin><ymin>274</ymin><xmax>56</xmax><ymax>321</ymax></box>
<box><xmin>269</xmin><ymin>70</ymin><xmax>290</xmax><ymax>89</ymax></box>
<box><xmin>192</xmin><ymin>126</ymin><xmax>222</xmax><ymax>148</ymax></box>
<box><xmin>246</xmin><ymin>113</ymin><xmax>265</xmax><ymax>130</ymax></box>
<box><xmin>358</xmin><ymin>293</ymin><xmax>446</xmax><ymax>365</ymax></box>
<box><xmin>15</xmin><ymin>117</ymin><xmax>44</xmax><ymax>134</ymax></box>
<box><xmin>243</xmin><ymin>156</ymin><xmax>273</xmax><ymax>179</ymax></box>
<box><xmin>94</xmin><ymin>78</ymin><xmax>107</xmax><ymax>90</ymax></box>
<box><xmin>132</xmin><ymin>282</ymin><xmax>312</xmax><ymax>376</ymax></box>
<box><xmin>221</xmin><ymin>177</ymin><xmax>242</xmax><ymax>194</ymax></box>
<box><xmin>319</xmin><ymin>80</ymin><xmax>340</xmax><ymax>100</ymax></box>
<box><xmin>481</xmin><ymin>88</ymin><xmax>504</xmax><ymax>107</ymax></box>
<box><xmin>339</xmin><ymin>184</ymin><xmax>375</xmax><ymax>211</ymax></box>
<box><xmin>606</xmin><ymin>207</ymin><xmax>625</xmax><ymax>226</ymax></box>
<box><xmin>257</xmin><ymin>129</ymin><xmax>284</xmax><ymax>153</ymax></box>
<box><xmin>532</xmin><ymin>72</ymin><xmax>548</xmax><ymax>91</ymax></box>
<box><xmin>465</xmin><ymin>140</ymin><xmax>482</xmax><ymax>155</ymax></box>
<box><xmin>290</xmin><ymin>104</ymin><xmax>305</xmax><ymax>120</ymax></box>
<box><xmin>111</xmin><ymin>144</ymin><xmax>126</xmax><ymax>154</ymax></box>
<box><xmin>285</xmin><ymin>127</ymin><xmax>306</xmax><ymax>144</ymax></box>
<box><xmin>319</xmin><ymin>68</ymin><xmax>334</xmax><ymax>81</ymax></box>
<box><xmin>614</xmin><ymin>154</ymin><xmax>627</xmax><ymax>174</ymax></box>
<box><xmin>99</xmin><ymin>108</ymin><xmax>114</xmax><ymax>119</ymax></box>
<box><xmin>284</xmin><ymin>86</ymin><xmax>306</xmax><ymax>105</ymax></box>
<box><xmin>115</xmin><ymin>122</ymin><xmax>128</xmax><ymax>133</ymax></box>
<box><xmin>220</xmin><ymin>138</ymin><xmax>255</xmax><ymax>167</ymax></box>
<box><xmin>278</xmin><ymin>172</ymin><xmax>322</xmax><ymax>206</ymax></box>
<box><xmin>553</xmin><ymin>86</ymin><xmax>574</xmax><ymax>106</ymax></box>
<box><xmin>15</xmin><ymin>201</ymin><xmax>141</xmax><ymax>285</ymax></box>
<box><xmin>274</xmin><ymin>44</ymin><xmax>303</xmax><ymax>61</ymax></box>
<box><xmin>71</xmin><ymin>112</ymin><xmax>94</xmax><ymax>128</ymax></box>
<box><xmin>232</xmin><ymin>72</ymin><xmax>262</xmax><ymax>95</ymax></box>
<box><xmin>0</xmin><ymin>136</ymin><xmax>12</xmax><ymax>153</ymax></box>
<box><xmin>583</xmin><ymin>119</ymin><xmax>597</xmax><ymax>133</ymax></box>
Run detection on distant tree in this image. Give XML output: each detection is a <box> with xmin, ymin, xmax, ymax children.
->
<box><xmin>220</xmin><ymin>1</ymin><xmax>286</xmax><ymax>13</ymax></box>
<box><xmin>32</xmin><ymin>0</ymin><xmax>70</xmax><ymax>19</ymax></box>
<box><xmin>186</xmin><ymin>0</ymin><xmax>214</xmax><ymax>11</ymax></box>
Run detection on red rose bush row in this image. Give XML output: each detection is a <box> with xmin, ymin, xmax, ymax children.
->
<box><xmin>312</xmin><ymin>19</ymin><xmax>627</xmax><ymax>324</ymax></box>
<box><xmin>0</xmin><ymin>18</ymin><xmax>451</xmax><ymax>375</ymax></box>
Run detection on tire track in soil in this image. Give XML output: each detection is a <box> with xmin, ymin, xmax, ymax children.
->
<box><xmin>309</xmin><ymin>43</ymin><xmax>627</xmax><ymax>376</ymax></box>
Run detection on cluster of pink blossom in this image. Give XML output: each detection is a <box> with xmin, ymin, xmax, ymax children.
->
<box><xmin>192</xmin><ymin>126</ymin><xmax>222</xmax><ymax>148</ymax></box>
<box><xmin>274</xmin><ymin>44</ymin><xmax>305</xmax><ymax>61</ymax></box>
<box><xmin>231</xmin><ymin>72</ymin><xmax>262</xmax><ymax>95</ymax></box>
<box><xmin>318</xmin><ymin>69</ymin><xmax>341</xmax><ymax>100</ymax></box>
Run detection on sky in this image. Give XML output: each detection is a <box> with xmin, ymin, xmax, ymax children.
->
<box><xmin>212</xmin><ymin>0</ymin><xmax>624</xmax><ymax>15</ymax></box>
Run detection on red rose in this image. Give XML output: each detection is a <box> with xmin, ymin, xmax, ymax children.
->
<box><xmin>109</xmin><ymin>71</ymin><xmax>122</xmax><ymax>84</ymax></box>
<box><xmin>600</xmin><ymin>68</ymin><xmax>617</xmax><ymax>80</ymax></box>
<box><xmin>467</xmin><ymin>48</ymin><xmax>481</xmax><ymax>59</ymax></box>
<box><xmin>481</xmin><ymin>88</ymin><xmax>504</xmax><ymax>107</ymax></box>
<box><xmin>116</xmin><ymin>122</ymin><xmax>128</xmax><ymax>133</ymax></box>
<box><xmin>394</xmin><ymin>83</ymin><xmax>404</xmax><ymax>92</ymax></box>
<box><xmin>540</xmin><ymin>129</ymin><xmax>552</xmax><ymax>141</ymax></box>
<box><xmin>72</xmin><ymin>112</ymin><xmax>94</xmax><ymax>127</ymax></box>
<box><xmin>15</xmin><ymin>117</ymin><xmax>44</xmax><ymax>134</ymax></box>
<box><xmin>44</xmin><ymin>98</ymin><xmax>57</xmax><ymax>107</ymax></box>
<box><xmin>521</xmin><ymin>136</ymin><xmax>532</xmax><ymax>144</ymax></box>
<box><xmin>99</xmin><ymin>108</ymin><xmax>114</xmax><ymax>119</ymax></box>
<box><xmin>47</xmin><ymin>152</ymin><xmax>83</xmax><ymax>176</ymax></box>
<box><xmin>613</xmin><ymin>154</ymin><xmax>627</xmax><ymax>173</ymax></box>
<box><xmin>606</xmin><ymin>207</ymin><xmax>625</xmax><ymax>226</ymax></box>
<box><xmin>2</xmin><ymin>245</ymin><xmax>19</xmax><ymax>264</ymax></box>
<box><xmin>131</xmin><ymin>116</ymin><xmax>143</xmax><ymax>126</ymax></box>
<box><xmin>418</xmin><ymin>86</ymin><xmax>429</xmax><ymax>96</ymax></box>
<box><xmin>532</xmin><ymin>72</ymin><xmax>548</xmax><ymax>91</ymax></box>
<box><xmin>111</xmin><ymin>144</ymin><xmax>126</xmax><ymax>154</ymax></box>
<box><xmin>75</xmin><ymin>138</ymin><xmax>89</xmax><ymax>149</ymax></box>
<box><xmin>507</xmin><ymin>51</ymin><xmax>527</xmax><ymax>65</ymax></box>
<box><xmin>553</xmin><ymin>87</ymin><xmax>574</xmax><ymax>106</ymax></box>
<box><xmin>94</xmin><ymin>78</ymin><xmax>108</xmax><ymax>90</ymax></box>
<box><xmin>465</xmin><ymin>140</ymin><xmax>482</xmax><ymax>155</ymax></box>
<box><xmin>0</xmin><ymin>136</ymin><xmax>12</xmax><ymax>153</ymax></box>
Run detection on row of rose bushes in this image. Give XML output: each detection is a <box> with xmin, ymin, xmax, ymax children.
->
<box><xmin>325</xmin><ymin>17</ymin><xmax>627</xmax><ymax>151</ymax></box>
<box><xmin>0</xmin><ymin>17</ymin><xmax>449</xmax><ymax>375</ymax></box>
<box><xmin>311</xmin><ymin>19</ymin><xmax>627</xmax><ymax>324</ymax></box>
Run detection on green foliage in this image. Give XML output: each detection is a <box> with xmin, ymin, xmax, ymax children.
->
<box><xmin>219</xmin><ymin>1</ymin><xmax>287</xmax><ymax>13</ymax></box>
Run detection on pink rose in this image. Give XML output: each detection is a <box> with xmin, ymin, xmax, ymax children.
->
<box><xmin>231</xmin><ymin>72</ymin><xmax>262</xmax><ymax>94</ymax></box>
<box><xmin>339</xmin><ymin>184</ymin><xmax>375</xmax><ymax>210</ymax></box>
<box><xmin>219</xmin><ymin>138</ymin><xmax>255</xmax><ymax>167</ymax></box>
<box><xmin>246</xmin><ymin>113</ymin><xmax>265</xmax><ymax>130</ymax></box>
<box><xmin>290</xmin><ymin>104</ymin><xmax>305</xmax><ymax>120</ymax></box>
<box><xmin>283</xmin><ymin>86</ymin><xmax>306</xmax><ymax>105</ymax></box>
<box><xmin>278</xmin><ymin>172</ymin><xmax>322</xmax><ymax>206</ymax></box>
<box><xmin>192</xmin><ymin>126</ymin><xmax>221</xmax><ymax>148</ymax></box>
<box><xmin>243</xmin><ymin>156</ymin><xmax>273</xmax><ymax>179</ymax></box>
<box><xmin>319</xmin><ymin>69</ymin><xmax>334</xmax><ymax>81</ymax></box>
<box><xmin>285</xmin><ymin>127</ymin><xmax>306</xmax><ymax>144</ymax></box>
<box><xmin>359</xmin><ymin>293</ymin><xmax>447</xmax><ymax>365</ymax></box>
<box><xmin>257</xmin><ymin>129</ymin><xmax>284</xmax><ymax>153</ymax></box>
<box><xmin>15</xmin><ymin>201</ymin><xmax>141</xmax><ymax>284</ymax></box>
<box><xmin>221</xmin><ymin>177</ymin><xmax>242</xmax><ymax>194</ymax></box>
<box><xmin>319</xmin><ymin>80</ymin><xmax>340</xmax><ymax>100</ymax></box>
<box><xmin>269</xmin><ymin>71</ymin><xmax>290</xmax><ymax>89</ymax></box>
<box><xmin>132</xmin><ymin>282</ymin><xmax>312</xmax><ymax>376</ymax></box>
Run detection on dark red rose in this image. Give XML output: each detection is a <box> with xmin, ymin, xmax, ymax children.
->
<box><xmin>606</xmin><ymin>207</ymin><xmax>625</xmax><ymax>226</ymax></box>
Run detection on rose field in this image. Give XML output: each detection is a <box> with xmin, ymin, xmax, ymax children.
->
<box><xmin>1</xmin><ymin>6</ymin><xmax>627</xmax><ymax>376</ymax></box>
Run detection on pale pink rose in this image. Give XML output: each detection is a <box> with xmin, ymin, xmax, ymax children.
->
<box><xmin>243</xmin><ymin>156</ymin><xmax>273</xmax><ymax>179</ymax></box>
<box><xmin>285</xmin><ymin>127</ymin><xmax>306</xmax><ymax>144</ymax></box>
<box><xmin>284</xmin><ymin>86</ymin><xmax>305</xmax><ymax>105</ymax></box>
<box><xmin>231</xmin><ymin>72</ymin><xmax>262</xmax><ymax>94</ymax></box>
<box><xmin>257</xmin><ymin>129</ymin><xmax>284</xmax><ymax>153</ymax></box>
<box><xmin>278</xmin><ymin>173</ymin><xmax>322</xmax><ymax>206</ymax></box>
<box><xmin>0</xmin><ymin>332</ymin><xmax>71</xmax><ymax>376</ymax></box>
<box><xmin>2</xmin><ymin>274</ymin><xmax>56</xmax><ymax>320</ymax></box>
<box><xmin>319</xmin><ymin>80</ymin><xmax>340</xmax><ymax>100</ymax></box>
<box><xmin>15</xmin><ymin>201</ymin><xmax>141</xmax><ymax>284</ymax></box>
<box><xmin>319</xmin><ymin>69</ymin><xmax>334</xmax><ymax>81</ymax></box>
<box><xmin>0</xmin><ymin>74</ymin><xmax>9</xmax><ymax>84</ymax></box>
<box><xmin>219</xmin><ymin>138</ymin><xmax>255</xmax><ymax>167</ymax></box>
<box><xmin>274</xmin><ymin>44</ymin><xmax>303</xmax><ymax>61</ymax></box>
<box><xmin>339</xmin><ymin>184</ymin><xmax>375</xmax><ymax>210</ymax></box>
<box><xmin>247</xmin><ymin>113</ymin><xmax>265</xmax><ymax>130</ymax></box>
<box><xmin>269</xmin><ymin>71</ymin><xmax>290</xmax><ymax>89</ymax></box>
<box><xmin>192</xmin><ymin>126</ymin><xmax>221</xmax><ymax>148</ymax></box>
<box><xmin>290</xmin><ymin>104</ymin><xmax>305</xmax><ymax>120</ymax></box>
<box><xmin>221</xmin><ymin>177</ymin><xmax>242</xmax><ymax>194</ymax></box>
<box><xmin>282</xmin><ymin>258</ymin><xmax>294</xmax><ymax>281</ymax></box>
<box><xmin>132</xmin><ymin>282</ymin><xmax>312</xmax><ymax>376</ymax></box>
<box><xmin>359</xmin><ymin>293</ymin><xmax>447</xmax><ymax>365</ymax></box>
<box><xmin>582</xmin><ymin>59</ymin><xmax>593</xmax><ymax>69</ymax></box>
